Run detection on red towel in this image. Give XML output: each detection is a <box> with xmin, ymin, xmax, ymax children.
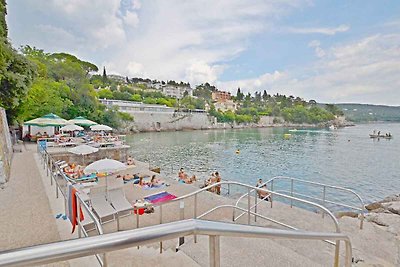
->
<box><xmin>67</xmin><ymin>184</ymin><xmax>84</xmax><ymax>233</ymax></box>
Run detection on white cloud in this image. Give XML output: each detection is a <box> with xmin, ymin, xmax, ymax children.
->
<box><xmin>123</xmin><ymin>11</ymin><xmax>139</xmax><ymax>28</ymax></box>
<box><xmin>222</xmin><ymin>33</ymin><xmax>400</xmax><ymax>105</ymax></box>
<box><xmin>286</xmin><ymin>24</ymin><xmax>350</xmax><ymax>35</ymax></box>
<box><xmin>308</xmin><ymin>40</ymin><xmax>325</xmax><ymax>58</ymax></box>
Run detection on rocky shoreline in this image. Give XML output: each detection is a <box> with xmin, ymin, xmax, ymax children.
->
<box><xmin>364</xmin><ymin>194</ymin><xmax>400</xmax><ymax>236</ymax></box>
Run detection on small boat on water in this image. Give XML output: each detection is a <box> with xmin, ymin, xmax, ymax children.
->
<box><xmin>328</xmin><ymin>125</ymin><xmax>337</xmax><ymax>130</ymax></box>
<box><xmin>369</xmin><ymin>134</ymin><xmax>393</xmax><ymax>139</ymax></box>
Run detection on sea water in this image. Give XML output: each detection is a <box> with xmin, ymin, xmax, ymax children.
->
<box><xmin>126</xmin><ymin>123</ymin><xmax>400</xmax><ymax>207</ymax></box>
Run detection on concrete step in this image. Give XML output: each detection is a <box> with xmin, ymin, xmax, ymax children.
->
<box><xmin>107</xmin><ymin>245</ymin><xmax>200</xmax><ymax>267</ymax></box>
<box><xmin>180</xmin><ymin>235</ymin><xmax>325</xmax><ymax>267</ymax></box>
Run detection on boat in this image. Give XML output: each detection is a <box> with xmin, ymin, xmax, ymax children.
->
<box><xmin>369</xmin><ymin>134</ymin><xmax>393</xmax><ymax>139</ymax></box>
<box><xmin>328</xmin><ymin>125</ymin><xmax>337</xmax><ymax>130</ymax></box>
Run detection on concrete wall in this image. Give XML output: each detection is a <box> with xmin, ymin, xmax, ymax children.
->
<box><xmin>124</xmin><ymin>111</ymin><xmax>216</xmax><ymax>132</ymax></box>
<box><xmin>48</xmin><ymin>146</ymin><xmax>130</xmax><ymax>166</ymax></box>
<box><xmin>0</xmin><ymin>108</ymin><xmax>13</xmax><ymax>184</ymax></box>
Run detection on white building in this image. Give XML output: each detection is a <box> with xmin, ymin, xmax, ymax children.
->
<box><xmin>100</xmin><ymin>99</ymin><xmax>175</xmax><ymax>113</ymax></box>
<box><xmin>161</xmin><ymin>85</ymin><xmax>193</xmax><ymax>99</ymax></box>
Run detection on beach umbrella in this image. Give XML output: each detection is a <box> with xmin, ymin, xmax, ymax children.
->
<box><xmin>24</xmin><ymin>113</ymin><xmax>68</xmax><ymax>127</ymax></box>
<box><xmin>90</xmin><ymin>124</ymin><xmax>113</xmax><ymax>131</ymax></box>
<box><xmin>68</xmin><ymin>144</ymin><xmax>99</xmax><ymax>156</ymax></box>
<box><xmin>84</xmin><ymin>158</ymin><xmax>127</xmax><ymax>193</ymax></box>
<box><xmin>68</xmin><ymin>144</ymin><xmax>99</xmax><ymax>165</ymax></box>
<box><xmin>68</xmin><ymin>116</ymin><xmax>98</xmax><ymax>127</ymax></box>
<box><xmin>83</xmin><ymin>158</ymin><xmax>126</xmax><ymax>175</ymax></box>
<box><xmin>60</xmin><ymin>124</ymin><xmax>84</xmax><ymax>132</ymax></box>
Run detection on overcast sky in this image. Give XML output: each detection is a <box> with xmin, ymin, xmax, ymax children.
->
<box><xmin>7</xmin><ymin>0</ymin><xmax>400</xmax><ymax>105</ymax></box>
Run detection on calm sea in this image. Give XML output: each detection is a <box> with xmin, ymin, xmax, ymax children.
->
<box><xmin>126</xmin><ymin>123</ymin><xmax>400</xmax><ymax>206</ymax></box>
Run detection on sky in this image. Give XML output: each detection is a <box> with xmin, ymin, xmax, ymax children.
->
<box><xmin>6</xmin><ymin>0</ymin><xmax>400</xmax><ymax>105</ymax></box>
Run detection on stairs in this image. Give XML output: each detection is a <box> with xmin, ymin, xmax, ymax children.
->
<box><xmin>107</xmin><ymin>245</ymin><xmax>200</xmax><ymax>267</ymax></box>
<box><xmin>179</xmin><ymin>235</ymin><xmax>325</xmax><ymax>267</ymax></box>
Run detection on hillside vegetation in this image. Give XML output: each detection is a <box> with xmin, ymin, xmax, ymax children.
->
<box><xmin>335</xmin><ymin>104</ymin><xmax>400</xmax><ymax>122</ymax></box>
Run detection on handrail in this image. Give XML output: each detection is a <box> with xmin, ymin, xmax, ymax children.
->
<box><xmin>0</xmin><ymin>219</ymin><xmax>352</xmax><ymax>267</ymax></box>
<box><xmin>156</xmin><ymin>181</ymin><xmax>341</xmax><ymax>233</ymax></box>
<box><xmin>268</xmin><ymin>176</ymin><xmax>365</xmax><ymax>229</ymax></box>
<box><xmin>38</xmin><ymin>147</ymin><xmax>106</xmax><ymax>265</ymax></box>
<box><xmin>235</xmin><ymin>175</ymin><xmax>365</xmax><ymax>229</ymax></box>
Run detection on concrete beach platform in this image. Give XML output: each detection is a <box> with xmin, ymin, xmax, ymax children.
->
<box><xmin>0</xmin><ymin>143</ymin><xmax>399</xmax><ymax>266</ymax></box>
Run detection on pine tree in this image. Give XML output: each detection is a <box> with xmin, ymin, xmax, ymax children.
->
<box><xmin>236</xmin><ymin>87</ymin><xmax>244</xmax><ymax>101</ymax></box>
<box><xmin>102</xmin><ymin>66</ymin><xmax>107</xmax><ymax>84</ymax></box>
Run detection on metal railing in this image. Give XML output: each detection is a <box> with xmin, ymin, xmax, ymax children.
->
<box><xmin>37</xmin><ymin>147</ymin><xmax>106</xmax><ymax>266</ymax></box>
<box><xmin>37</xmin><ymin>144</ymin><xmax>349</xmax><ymax>266</ymax></box>
<box><xmin>235</xmin><ymin>176</ymin><xmax>365</xmax><ymax>229</ymax></box>
<box><xmin>0</xmin><ymin>219</ymin><xmax>352</xmax><ymax>267</ymax></box>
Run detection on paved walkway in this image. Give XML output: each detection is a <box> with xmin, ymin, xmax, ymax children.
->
<box><xmin>0</xmin><ymin>144</ymin><xmax>62</xmax><ymax>250</ymax></box>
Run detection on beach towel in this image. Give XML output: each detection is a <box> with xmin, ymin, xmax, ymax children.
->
<box><xmin>144</xmin><ymin>191</ymin><xmax>177</xmax><ymax>204</ymax></box>
<box><xmin>66</xmin><ymin>183</ymin><xmax>84</xmax><ymax>233</ymax></box>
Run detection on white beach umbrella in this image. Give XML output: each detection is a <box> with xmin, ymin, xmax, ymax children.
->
<box><xmin>83</xmin><ymin>158</ymin><xmax>126</xmax><ymax>175</ymax></box>
<box><xmin>84</xmin><ymin>158</ymin><xmax>127</xmax><ymax>193</ymax></box>
<box><xmin>68</xmin><ymin>144</ymin><xmax>99</xmax><ymax>156</ymax></box>
<box><xmin>68</xmin><ymin>144</ymin><xmax>99</xmax><ymax>165</ymax></box>
<box><xmin>60</xmin><ymin>124</ymin><xmax>84</xmax><ymax>132</ymax></box>
<box><xmin>90</xmin><ymin>124</ymin><xmax>113</xmax><ymax>131</ymax></box>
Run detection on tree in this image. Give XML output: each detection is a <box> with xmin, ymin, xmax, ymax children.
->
<box><xmin>102</xmin><ymin>66</ymin><xmax>107</xmax><ymax>84</ymax></box>
<box><xmin>236</xmin><ymin>87</ymin><xmax>244</xmax><ymax>101</ymax></box>
<box><xmin>0</xmin><ymin>1</ymin><xmax>36</xmax><ymax>123</ymax></box>
<box><xmin>262</xmin><ymin>90</ymin><xmax>269</xmax><ymax>101</ymax></box>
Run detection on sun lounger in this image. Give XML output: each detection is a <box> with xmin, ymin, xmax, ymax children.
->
<box><xmin>108</xmin><ymin>188</ymin><xmax>132</xmax><ymax>217</ymax></box>
<box><xmin>90</xmin><ymin>188</ymin><xmax>116</xmax><ymax>224</ymax></box>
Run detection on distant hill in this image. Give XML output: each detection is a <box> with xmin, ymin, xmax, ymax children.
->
<box><xmin>334</xmin><ymin>103</ymin><xmax>400</xmax><ymax>122</ymax></box>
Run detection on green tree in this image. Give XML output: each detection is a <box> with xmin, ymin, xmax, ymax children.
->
<box><xmin>17</xmin><ymin>78</ymin><xmax>73</xmax><ymax>121</ymax></box>
<box><xmin>97</xmin><ymin>88</ymin><xmax>113</xmax><ymax>99</ymax></box>
<box><xmin>0</xmin><ymin>1</ymin><xmax>36</xmax><ymax>123</ymax></box>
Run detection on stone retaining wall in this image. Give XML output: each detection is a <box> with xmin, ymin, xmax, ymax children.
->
<box><xmin>0</xmin><ymin>108</ymin><xmax>12</xmax><ymax>184</ymax></box>
<box><xmin>48</xmin><ymin>146</ymin><xmax>130</xmax><ymax>166</ymax></box>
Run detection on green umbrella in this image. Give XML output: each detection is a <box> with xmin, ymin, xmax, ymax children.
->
<box><xmin>24</xmin><ymin>113</ymin><xmax>68</xmax><ymax>127</ymax></box>
<box><xmin>68</xmin><ymin>116</ymin><xmax>98</xmax><ymax>127</ymax></box>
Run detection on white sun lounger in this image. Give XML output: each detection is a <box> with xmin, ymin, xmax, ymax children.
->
<box><xmin>108</xmin><ymin>188</ymin><xmax>132</xmax><ymax>217</ymax></box>
<box><xmin>90</xmin><ymin>188</ymin><xmax>116</xmax><ymax>224</ymax></box>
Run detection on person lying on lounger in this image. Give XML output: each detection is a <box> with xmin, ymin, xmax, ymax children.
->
<box><xmin>150</xmin><ymin>175</ymin><xmax>165</xmax><ymax>188</ymax></box>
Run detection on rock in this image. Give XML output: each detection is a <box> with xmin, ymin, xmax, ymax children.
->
<box><xmin>369</xmin><ymin>208</ymin><xmax>389</xmax><ymax>213</ymax></box>
<box><xmin>365</xmin><ymin>214</ymin><xmax>389</xmax><ymax>226</ymax></box>
<box><xmin>336</xmin><ymin>211</ymin><xmax>359</xmax><ymax>218</ymax></box>
<box><xmin>386</xmin><ymin>201</ymin><xmax>400</xmax><ymax>215</ymax></box>
<box><xmin>365</xmin><ymin>213</ymin><xmax>400</xmax><ymax>235</ymax></box>
<box><xmin>365</xmin><ymin>202</ymin><xmax>384</xmax><ymax>211</ymax></box>
<box><xmin>380</xmin><ymin>194</ymin><xmax>400</xmax><ymax>203</ymax></box>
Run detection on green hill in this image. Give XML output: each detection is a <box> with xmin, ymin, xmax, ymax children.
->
<box><xmin>335</xmin><ymin>103</ymin><xmax>400</xmax><ymax>122</ymax></box>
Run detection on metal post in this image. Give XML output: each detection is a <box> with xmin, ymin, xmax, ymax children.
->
<box><xmin>254</xmin><ymin>190</ymin><xmax>258</xmax><ymax>222</ymax></box>
<box><xmin>55</xmin><ymin>182</ymin><xmax>59</xmax><ymax>199</ymax></box>
<box><xmin>209</xmin><ymin>235</ymin><xmax>220</xmax><ymax>267</ymax></box>
<box><xmin>247</xmin><ymin>188</ymin><xmax>251</xmax><ymax>225</ymax></box>
<box><xmin>194</xmin><ymin>194</ymin><xmax>197</xmax><ymax>243</ymax></box>
<box><xmin>159</xmin><ymin>205</ymin><xmax>163</xmax><ymax>253</ymax></box>
<box><xmin>50</xmin><ymin>162</ymin><xmax>53</xmax><ymax>186</ymax></box>
<box><xmin>270</xmin><ymin>180</ymin><xmax>274</xmax><ymax>208</ymax></box>
<box><xmin>103</xmin><ymin>253</ymin><xmax>108</xmax><ymax>267</ymax></box>
<box><xmin>178</xmin><ymin>201</ymin><xmax>185</xmax><ymax>248</ymax></box>
<box><xmin>77</xmin><ymin>201</ymin><xmax>82</xmax><ymax>238</ymax></box>
<box><xmin>117</xmin><ymin>213</ymin><xmax>120</xmax><ymax>231</ymax></box>
<box><xmin>227</xmin><ymin>184</ymin><xmax>230</xmax><ymax>195</ymax></box>
<box><xmin>334</xmin><ymin>241</ymin><xmax>340</xmax><ymax>267</ymax></box>
<box><xmin>290</xmin><ymin>179</ymin><xmax>294</xmax><ymax>208</ymax></box>
<box><xmin>360</xmin><ymin>212</ymin><xmax>364</xmax><ymax>230</ymax></box>
<box><xmin>322</xmin><ymin>186</ymin><xmax>326</xmax><ymax>218</ymax></box>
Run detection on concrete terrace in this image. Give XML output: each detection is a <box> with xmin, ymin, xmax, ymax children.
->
<box><xmin>0</xmin><ymin>143</ymin><xmax>399</xmax><ymax>266</ymax></box>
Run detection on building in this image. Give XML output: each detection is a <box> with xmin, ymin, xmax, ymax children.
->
<box><xmin>214</xmin><ymin>99</ymin><xmax>238</xmax><ymax>112</ymax></box>
<box><xmin>100</xmin><ymin>99</ymin><xmax>175</xmax><ymax>113</ymax></box>
<box><xmin>211</xmin><ymin>91</ymin><xmax>231</xmax><ymax>102</ymax></box>
<box><xmin>162</xmin><ymin>85</ymin><xmax>193</xmax><ymax>99</ymax></box>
